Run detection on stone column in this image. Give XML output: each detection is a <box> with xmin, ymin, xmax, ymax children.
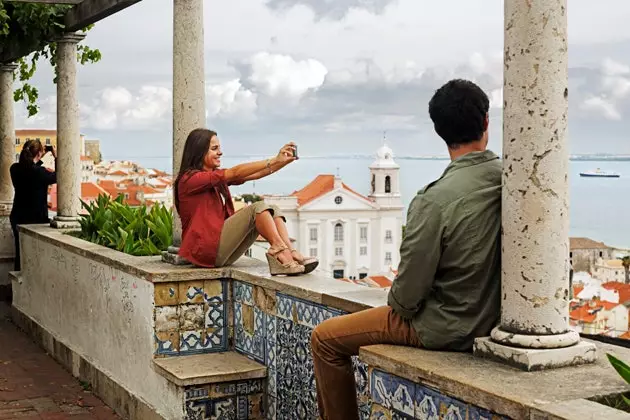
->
<box><xmin>163</xmin><ymin>0</ymin><xmax>206</xmax><ymax>264</ymax></box>
<box><xmin>473</xmin><ymin>0</ymin><xmax>596</xmax><ymax>371</ymax></box>
<box><xmin>0</xmin><ymin>64</ymin><xmax>17</xmax><ymax>276</ymax></box>
<box><xmin>51</xmin><ymin>33</ymin><xmax>85</xmax><ymax>229</ymax></box>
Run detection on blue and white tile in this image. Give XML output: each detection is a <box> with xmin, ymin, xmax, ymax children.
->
<box><xmin>276</xmin><ymin>293</ymin><xmax>342</xmax><ymax>328</ymax></box>
<box><xmin>180</xmin><ymin>330</ymin><xmax>206</xmax><ymax>352</ymax></box>
<box><xmin>439</xmin><ymin>395</ymin><xmax>467</xmax><ymax>420</ymax></box>
<box><xmin>370</xmin><ymin>369</ymin><xmax>414</xmax><ymax>418</ymax></box>
<box><xmin>204</xmin><ymin>326</ymin><xmax>226</xmax><ymax>350</ymax></box>
<box><xmin>413</xmin><ymin>385</ymin><xmax>441</xmax><ymax>420</ymax></box>
<box><xmin>234</xmin><ymin>302</ymin><xmax>266</xmax><ymax>363</ymax></box>
<box><xmin>266</xmin><ymin>395</ymin><xmax>277</xmax><ymax>420</ymax></box>
<box><xmin>234</xmin><ymin>281</ymin><xmax>254</xmax><ymax>305</ymax></box>
<box><xmin>186</xmin><ymin>387</ymin><xmax>209</xmax><ymax>401</ymax></box>
<box><xmin>206</xmin><ymin>303</ymin><xmax>226</xmax><ymax>329</ymax></box>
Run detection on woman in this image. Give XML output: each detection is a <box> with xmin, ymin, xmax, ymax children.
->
<box><xmin>175</xmin><ymin>128</ymin><xmax>318</xmax><ymax>275</ymax></box>
<box><xmin>10</xmin><ymin>140</ymin><xmax>57</xmax><ymax>271</ymax></box>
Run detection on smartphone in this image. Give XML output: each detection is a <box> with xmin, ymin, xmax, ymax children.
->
<box><xmin>292</xmin><ymin>145</ymin><xmax>298</xmax><ymax>159</ymax></box>
<box><xmin>45</xmin><ymin>145</ymin><xmax>53</xmax><ymax>153</ymax></box>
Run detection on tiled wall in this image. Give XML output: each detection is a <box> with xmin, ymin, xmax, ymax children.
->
<box><xmin>233</xmin><ymin>281</ymin><xmax>370</xmax><ymax>420</ymax></box>
<box><xmin>154</xmin><ymin>280</ymin><xmax>228</xmax><ymax>356</ymax></box>
<box><xmin>233</xmin><ymin>280</ymin><xmax>510</xmax><ymax>420</ymax></box>
<box><xmin>185</xmin><ymin>378</ymin><xmax>265</xmax><ymax>419</ymax></box>
<box><xmin>369</xmin><ymin>368</ymin><xmax>508</xmax><ymax>420</ymax></box>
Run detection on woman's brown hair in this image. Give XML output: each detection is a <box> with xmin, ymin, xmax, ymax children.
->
<box><xmin>173</xmin><ymin>128</ymin><xmax>218</xmax><ymax>212</ymax></box>
<box><xmin>19</xmin><ymin>139</ymin><xmax>44</xmax><ymax>166</ymax></box>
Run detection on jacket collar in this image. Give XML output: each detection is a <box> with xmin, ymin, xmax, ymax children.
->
<box><xmin>441</xmin><ymin>150</ymin><xmax>499</xmax><ymax>178</ymax></box>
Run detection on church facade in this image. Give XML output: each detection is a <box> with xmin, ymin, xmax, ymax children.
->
<box><xmin>264</xmin><ymin>144</ymin><xmax>405</xmax><ymax>280</ymax></box>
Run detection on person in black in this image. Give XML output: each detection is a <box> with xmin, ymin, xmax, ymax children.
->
<box><xmin>10</xmin><ymin>139</ymin><xmax>57</xmax><ymax>271</ymax></box>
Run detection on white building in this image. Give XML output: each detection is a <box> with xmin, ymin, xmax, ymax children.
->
<box><xmin>265</xmin><ymin>143</ymin><xmax>405</xmax><ymax>279</ymax></box>
<box><xmin>593</xmin><ymin>258</ymin><xmax>627</xmax><ymax>283</ymax></box>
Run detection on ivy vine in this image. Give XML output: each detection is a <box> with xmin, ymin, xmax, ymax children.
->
<box><xmin>0</xmin><ymin>1</ymin><xmax>101</xmax><ymax>117</ymax></box>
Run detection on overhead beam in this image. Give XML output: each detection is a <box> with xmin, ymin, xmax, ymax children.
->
<box><xmin>64</xmin><ymin>0</ymin><xmax>142</xmax><ymax>32</ymax></box>
<box><xmin>6</xmin><ymin>0</ymin><xmax>83</xmax><ymax>4</ymax></box>
<box><xmin>1</xmin><ymin>0</ymin><xmax>143</xmax><ymax>63</ymax></box>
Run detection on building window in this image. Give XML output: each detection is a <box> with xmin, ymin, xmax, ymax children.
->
<box><xmin>385</xmin><ymin>252</ymin><xmax>392</xmax><ymax>265</ymax></box>
<box><xmin>359</xmin><ymin>273</ymin><xmax>368</xmax><ymax>279</ymax></box>
<box><xmin>569</xmin><ymin>252</ymin><xmax>573</xmax><ymax>258</ymax></box>
<box><xmin>335</xmin><ymin>247</ymin><xmax>343</xmax><ymax>257</ymax></box>
<box><xmin>334</xmin><ymin>196</ymin><xmax>343</xmax><ymax>205</ymax></box>
<box><xmin>360</xmin><ymin>246</ymin><xmax>367</xmax><ymax>256</ymax></box>
<box><xmin>15</xmin><ymin>138</ymin><xmax>19</xmax><ymax>145</ymax></box>
<box><xmin>45</xmin><ymin>138</ymin><xmax>51</xmax><ymax>145</ymax></box>
<box><xmin>385</xmin><ymin>175</ymin><xmax>391</xmax><ymax>193</ymax></box>
<box><xmin>334</xmin><ymin>223</ymin><xmax>344</xmax><ymax>242</ymax></box>
<box><xmin>309</xmin><ymin>227</ymin><xmax>318</xmax><ymax>242</ymax></box>
<box><xmin>385</xmin><ymin>230</ymin><xmax>392</xmax><ymax>243</ymax></box>
<box><xmin>309</xmin><ymin>248</ymin><xmax>317</xmax><ymax>258</ymax></box>
<box><xmin>360</xmin><ymin>226</ymin><xmax>368</xmax><ymax>242</ymax></box>
<box><xmin>333</xmin><ymin>269</ymin><xmax>344</xmax><ymax>279</ymax></box>
<box><xmin>599</xmin><ymin>251</ymin><xmax>603</xmax><ymax>257</ymax></box>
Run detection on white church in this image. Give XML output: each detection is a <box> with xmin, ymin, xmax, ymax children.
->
<box><xmin>264</xmin><ymin>143</ymin><xmax>405</xmax><ymax>280</ymax></box>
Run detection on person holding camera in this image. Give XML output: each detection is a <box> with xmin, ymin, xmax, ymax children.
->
<box><xmin>174</xmin><ymin>128</ymin><xmax>318</xmax><ymax>275</ymax></box>
<box><xmin>10</xmin><ymin>139</ymin><xmax>57</xmax><ymax>271</ymax></box>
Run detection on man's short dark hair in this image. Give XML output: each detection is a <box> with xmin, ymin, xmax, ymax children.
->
<box><xmin>428</xmin><ymin>79</ymin><xmax>490</xmax><ymax>148</ymax></box>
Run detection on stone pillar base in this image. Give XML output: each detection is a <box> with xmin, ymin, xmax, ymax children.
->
<box><xmin>473</xmin><ymin>337</ymin><xmax>597</xmax><ymax>371</ymax></box>
<box><xmin>161</xmin><ymin>246</ymin><xmax>190</xmax><ymax>265</ymax></box>
<box><xmin>50</xmin><ymin>216</ymin><xmax>81</xmax><ymax>229</ymax></box>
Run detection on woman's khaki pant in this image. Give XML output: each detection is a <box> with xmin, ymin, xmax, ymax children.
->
<box><xmin>215</xmin><ymin>201</ymin><xmax>285</xmax><ymax>267</ymax></box>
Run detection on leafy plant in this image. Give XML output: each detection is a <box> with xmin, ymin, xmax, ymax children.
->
<box><xmin>78</xmin><ymin>194</ymin><xmax>173</xmax><ymax>256</ymax></box>
<box><xmin>0</xmin><ymin>2</ymin><xmax>101</xmax><ymax>116</ymax></box>
<box><xmin>620</xmin><ymin>256</ymin><xmax>630</xmax><ymax>284</ymax></box>
<box><xmin>606</xmin><ymin>353</ymin><xmax>630</xmax><ymax>410</ymax></box>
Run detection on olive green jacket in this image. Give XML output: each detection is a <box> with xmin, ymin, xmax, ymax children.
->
<box><xmin>387</xmin><ymin>150</ymin><xmax>502</xmax><ymax>351</ymax></box>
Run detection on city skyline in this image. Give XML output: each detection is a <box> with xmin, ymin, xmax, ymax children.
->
<box><xmin>11</xmin><ymin>0</ymin><xmax>630</xmax><ymax>161</ymax></box>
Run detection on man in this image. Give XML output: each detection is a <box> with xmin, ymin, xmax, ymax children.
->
<box><xmin>311</xmin><ymin>79</ymin><xmax>502</xmax><ymax>420</ymax></box>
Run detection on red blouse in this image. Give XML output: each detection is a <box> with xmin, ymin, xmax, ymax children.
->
<box><xmin>177</xmin><ymin>169</ymin><xmax>237</xmax><ymax>267</ymax></box>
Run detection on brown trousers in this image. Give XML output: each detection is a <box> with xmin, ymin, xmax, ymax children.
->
<box><xmin>215</xmin><ymin>201</ymin><xmax>284</xmax><ymax>267</ymax></box>
<box><xmin>311</xmin><ymin>306</ymin><xmax>421</xmax><ymax>420</ymax></box>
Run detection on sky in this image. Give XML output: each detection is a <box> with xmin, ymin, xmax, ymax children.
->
<box><xmin>12</xmin><ymin>0</ymin><xmax>630</xmax><ymax>162</ymax></box>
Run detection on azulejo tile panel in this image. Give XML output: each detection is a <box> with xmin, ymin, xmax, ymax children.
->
<box><xmin>370</xmin><ymin>368</ymin><xmax>509</xmax><ymax>420</ymax></box>
<box><xmin>154</xmin><ymin>280</ymin><xmax>228</xmax><ymax>356</ymax></box>
<box><xmin>185</xmin><ymin>379</ymin><xmax>264</xmax><ymax>420</ymax></box>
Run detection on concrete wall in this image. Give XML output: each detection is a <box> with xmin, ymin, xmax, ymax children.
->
<box><xmin>12</xmin><ymin>230</ymin><xmax>183</xmax><ymax>419</ymax></box>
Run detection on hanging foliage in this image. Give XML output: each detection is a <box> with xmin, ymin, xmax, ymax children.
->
<box><xmin>0</xmin><ymin>1</ymin><xmax>101</xmax><ymax>116</ymax></box>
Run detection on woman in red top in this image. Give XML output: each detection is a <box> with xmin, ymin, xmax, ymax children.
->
<box><xmin>175</xmin><ymin>128</ymin><xmax>318</xmax><ymax>276</ymax></box>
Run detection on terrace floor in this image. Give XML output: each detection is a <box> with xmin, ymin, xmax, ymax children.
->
<box><xmin>0</xmin><ymin>303</ymin><xmax>120</xmax><ymax>420</ymax></box>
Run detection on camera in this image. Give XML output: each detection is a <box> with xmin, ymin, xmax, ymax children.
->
<box><xmin>44</xmin><ymin>145</ymin><xmax>53</xmax><ymax>153</ymax></box>
<box><xmin>292</xmin><ymin>145</ymin><xmax>298</xmax><ymax>158</ymax></box>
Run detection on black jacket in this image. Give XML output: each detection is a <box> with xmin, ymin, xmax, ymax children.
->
<box><xmin>10</xmin><ymin>160</ymin><xmax>56</xmax><ymax>225</ymax></box>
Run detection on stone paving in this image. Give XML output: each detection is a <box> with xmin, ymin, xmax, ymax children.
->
<box><xmin>0</xmin><ymin>303</ymin><xmax>121</xmax><ymax>419</ymax></box>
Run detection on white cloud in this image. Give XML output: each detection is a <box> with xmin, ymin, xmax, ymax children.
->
<box><xmin>206</xmin><ymin>80</ymin><xmax>258</xmax><ymax>119</ymax></box>
<box><xmin>243</xmin><ymin>52</ymin><xmax>328</xmax><ymax>98</ymax></box>
<box><xmin>602</xmin><ymin>58</ymin><xmax>630</xmax><ymax>77</ymax></box>
<box><xmin>489</xmin><ymin>88</ymin><xmax>503</xmax><ymax>109</ymax></box>
<box><xmin>581</xmin><ymin>96</ymin><xmax>621</xmax><ymax>120</ymax></box>
<box><xmin>81</xmin><ymin>86</ymin><xmax>171</xmax><ymax>130</ymax></box>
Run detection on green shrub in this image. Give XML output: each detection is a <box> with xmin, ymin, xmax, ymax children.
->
<box><xmin>606</xmin><ymin>353</ymin><xmax>630</xmax><ymax>411</ymax></box>
<box><xmin>78</xmin><ymin>194</ymin><xmax>173</xmax><ymax>256</ymax></box>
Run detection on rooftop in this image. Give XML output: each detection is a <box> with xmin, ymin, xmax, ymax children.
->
<box><xmin>571</xmin><ymin>237</ymin><xmax>611</xmax><ymax>250</ymax></box>
<box><xmin>291</xmin><ymin>174</ymin><xmax>370</xmax><ymax>207</ymax></box>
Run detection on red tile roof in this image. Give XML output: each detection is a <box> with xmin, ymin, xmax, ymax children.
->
<box><xmin>80</xmin><ymin>155</ymin><xmax>93</xmax><ymax>161</ymax></box>
<box><xmin>291</xmin><ymin>175</ymin><xmax>371</xmax><ymax>207</ymax></box>
<box><xmin>108</xmin><ymin>170</ymin><xmax>128</xmax><ymax>176</ymax></box>
<box><xmin>573</xmin><ymin>285</ymin><xmax>584</xmax><ymax>297</ymax></box>
<box><xmin>16</xmin><ymin>129</ymin><xmax>57</xmax><ymax>136</ymax></box>
<box><xmin>602</xmin><ymin>282</ymin><xmax>630</xmax><ymax>304</ymax></box>
<box><xmin>569</xmin><ymin>305</ymin><xmax>598</xmax><ymax>323</ymax></box>
<box><xmin>367</xmin><ymin>276</ymin><xmax>393</xmax><ymax>288</ymax></box>
<box><xmin>620</xmin><ymin>332</ymin><xmax>630</xmax><ymax>340</ymax></box>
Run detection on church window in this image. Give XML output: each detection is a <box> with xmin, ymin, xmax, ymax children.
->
<box><xmin>385</xmin><ymin>175</ymin><xmax>391</xmax><ymax>193</ymax></box>
<box><xmin>385</xmin><ymin>252</ymin><xmax>392</xmax><ymax>265</ymax></box>
<box><xmin>309</xmin><ymin>227</ymin><xmax>318</xmax><ymax>242</ymax></box>
<box><xmin>385</xmin><ymin>230</ymin><xmax>392</xmax><ymax>243</ymax></box>
<box><xmin>334</xmin><ymin>223</ymin><xmax>344</xmax><ymax>242</ymax></box>
<box><xmin>334</xmin><ymin>196</ymin><xmax>343</xmax><ymax>205</ymax></box>
<box><xmin>360</xmin><ymin>226</ymin><xmax>368</xmax><ymax>242</ymax></box>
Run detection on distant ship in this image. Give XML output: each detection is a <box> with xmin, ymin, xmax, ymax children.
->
<box><xmin>579</xmin><ymin>169</ymin><xmax>621</xmax><ymax>178</ymax></box>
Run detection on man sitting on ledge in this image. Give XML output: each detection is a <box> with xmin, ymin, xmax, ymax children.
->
<box><xmin>311</xmin><ymin>79</ymin><xmax>502</xmax><ymax>420</ymax></box>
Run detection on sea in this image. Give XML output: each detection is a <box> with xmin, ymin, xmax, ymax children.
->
<box><xmin>132</xmin><ymin>155</ymin><xmax>630</xmax><ymax>250</ymax></box>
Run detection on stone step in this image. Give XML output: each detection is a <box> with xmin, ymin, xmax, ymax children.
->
<box><xmin>153</xmin><ymin>351</ymin><xmax>267</xmax><ymax>387</ymax></box>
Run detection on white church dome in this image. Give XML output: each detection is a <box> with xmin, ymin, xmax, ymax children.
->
<box><xmin>370</xmin><ymin>142</ymin><xmax>399</xmax><ymax>169</ymax></box>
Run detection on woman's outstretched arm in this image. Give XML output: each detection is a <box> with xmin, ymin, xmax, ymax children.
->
<box><xmin>225</xmin><ymin>143</ymin><xmax>296</xmax><ymax>184</ymax></box>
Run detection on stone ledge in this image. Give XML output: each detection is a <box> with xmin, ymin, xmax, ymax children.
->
<box><xmin>359</xmin><ymin>343</ymin><xmax>630</xmax><ymax>419</ymax></box>
<box><xmin>153</xmin><ymin>352</ymin><xmax>267</xmax><ymax>387</ymax></box>
<box><xmin>19</xmin><ymin>224</ymin><xmax>387</xmax><ymax>313</ymax></box>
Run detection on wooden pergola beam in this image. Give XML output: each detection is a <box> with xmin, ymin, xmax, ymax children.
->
<box><xmin>6</xmin><ymin>0</ymin><xmax>83</xmax><ymax>4</ymax></box>
<box><xmin>64</xmin><ymin>0</ymin><xmax>141</xmax><ymax>32</ymax></box>
<box><xmin>0</xmin><ymin>0</ymin><xmax>142</xmax><ymax>63</ymax></box>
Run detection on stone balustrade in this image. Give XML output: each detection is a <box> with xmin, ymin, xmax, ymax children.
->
<box><xmin>8</xmin><ymin>224</ymin><xmax>630</xmax><ymax>420</ymax></box>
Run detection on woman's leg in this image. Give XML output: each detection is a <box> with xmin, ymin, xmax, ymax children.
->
<box><xmin>254</xmin><ymin>210</ymin><xmax>293</xmax><ymax>265</ymax></box>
